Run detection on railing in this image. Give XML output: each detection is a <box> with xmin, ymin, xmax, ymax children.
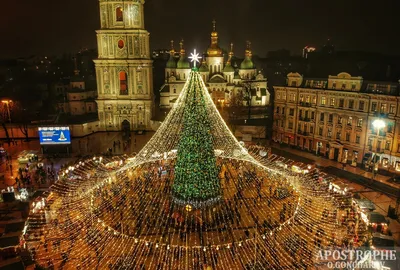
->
<box><xmin>299</xmin><ymin>102</ymin><xmax>312</xmax><ymax>107</ymax></box>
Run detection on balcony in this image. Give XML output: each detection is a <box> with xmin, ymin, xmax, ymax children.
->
<box><xmin>299</xmin><ymin>116</ymin><xmax>311</xmax><ymax>122</ymax></box>
<box><xmin>297</xmin><ymin>131</ymin><xmax>309</xmax><ymax>136</ymax></box>
<box><xmin>299</xmin><ymin>101</ymin><xmax>312</xmax><ymax>107</ymax></box>
<box><xmin>373</xmin><ymin>112</ymin><xmax>389</xmax><ymax>118</ymax></box>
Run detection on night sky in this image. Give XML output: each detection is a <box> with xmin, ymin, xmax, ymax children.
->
<box><xmin>1</xmin><ymin>0</ymin><xmax>399</xmax><ymax>58</ymax></box>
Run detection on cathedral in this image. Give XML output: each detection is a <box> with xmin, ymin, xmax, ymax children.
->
<box><xmin>94</xmin><ymin>0</ymin><xmax>153</xmax><ymax>132</ymax></box>
<box><xmin>160</xmin><ymin>21</ymin><xmax>270</xmax><ymax>109</ymax></box>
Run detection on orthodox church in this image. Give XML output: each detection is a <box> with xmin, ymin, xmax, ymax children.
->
<box><xmin>160</xmin><ymin>21</ymin><xmax>270</xmax><ymax>109</ymax></box>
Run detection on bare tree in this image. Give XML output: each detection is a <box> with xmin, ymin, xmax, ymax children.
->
<box><xmin>0</xmin><ymin>102</ymin><xmax>11</xmax><ymax>145</ymax></box>
<box><xmin>242</xmin><ymin>82</ymin><xmax>253</xmax><ymax>120</ymax></box>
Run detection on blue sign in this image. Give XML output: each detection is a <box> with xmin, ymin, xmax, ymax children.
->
<box><xmin>39</xmin><ymin>127</ymin><xmax>71</xmax><ymax>145</ymax></box>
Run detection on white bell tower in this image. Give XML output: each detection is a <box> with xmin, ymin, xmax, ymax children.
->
<box><xmin>94</xmin><ymin>0</ymin><xmax>154</xmax><ymax>131</ymax></box>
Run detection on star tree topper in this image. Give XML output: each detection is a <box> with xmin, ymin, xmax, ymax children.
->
<box><xmin>189</xmin><ymin>49</ymin><xmax>202</xmax><ymax>69</ymax></box>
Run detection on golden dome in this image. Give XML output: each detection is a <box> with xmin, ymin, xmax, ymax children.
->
<box><xmin>207</xmin><ymin>20</ymin><xmax>223</xmax><ymax>57</ymax></box>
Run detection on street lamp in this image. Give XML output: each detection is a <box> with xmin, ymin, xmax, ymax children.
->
<box><xmin>372</xmin><ymin>119</ymin><xmax>385</xmax><ymax>175</ymax></box>
<box><xmin>1</xmin><ymin>100</ymin><xmax>14</xmax><ymax>141</ymax></box>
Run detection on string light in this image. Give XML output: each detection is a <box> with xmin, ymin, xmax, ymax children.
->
<box><xmin>24</xmin><ymin>70</ymin><xmax>369</xmax><ymax>269</ymax></box>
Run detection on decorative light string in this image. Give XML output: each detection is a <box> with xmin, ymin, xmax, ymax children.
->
<box><xmin>24</xmin><ymin>70</ymin><xmax>368</xmax><ymax>269</ymax></box>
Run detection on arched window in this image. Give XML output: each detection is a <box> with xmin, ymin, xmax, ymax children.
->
<box><xmin>119</xmin><ymin>71</ymin><xmax>128</xmax><ymax>95</ymax></box>
<box><xmin>116</xmin><ymin>7</ymin><xmax>123</xmax><ymax>22</ymax></box>
<box><xmin>173</xmin><ymin>88</ymin><xmax>176</xmax><ymax>94</ymax></box>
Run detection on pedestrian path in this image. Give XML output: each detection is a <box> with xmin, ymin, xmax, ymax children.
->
<box><xmin>270</xmin><ymin>143</ymin><xmax>399</xmax><ymax>190</ymax></box>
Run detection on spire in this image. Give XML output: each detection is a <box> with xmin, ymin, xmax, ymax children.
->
<box><xmin>207</xmin><ymin>20</ymin><xmax>222</xmax><ymax>57</ymax></box>
<box><xmin>167</xmin><ymin>40</ymin><xmax>177</xmax><ymax>69</ymax></box>
<box><xmin>245</xmin><ymin>41</ymin><xmax>252</xmax><ymax>58</ymax></box>
<box><xmin>228</xmin><ymin>42</ymin><xmax>234</xmax><ymax>63</ymax></box>
<box><xmin>73</xmin><ymin>56</ymin><xmax>80</xmax><ymax>76</ymax></box>
<box><xmin>223</xmin><ymin>43</ymin><xmax>235</xmax><ymax>73</ymax></box>
<box><xmin>170</xmin><ymin>40</ymin><xmax>175</xmax><ymax>54</ymax></box>
<box><xmin>179</xmin><ymin>39</ymin><xmax>185</xmax><ymax>56</ymax></box>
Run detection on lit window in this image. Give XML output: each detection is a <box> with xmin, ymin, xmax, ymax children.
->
<box><xmin>116</xmin><ymin>7</ymin><xmax>123</xmax><ymax>22</ymax></box>
<box><xmin>119</xmin><ymin>71</ymin><xmax>128</xmax><ymax>95</ymax></box>
<box><xmin>347</xmin><ymin>117</ymin><xmax>352</xmax><ymax>126</ymax></box>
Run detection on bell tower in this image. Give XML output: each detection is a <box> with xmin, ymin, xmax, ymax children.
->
<box><xmin>94</xmin><ymin>0</ymin><xmax>154</xmax><ymax>131</ymax></box>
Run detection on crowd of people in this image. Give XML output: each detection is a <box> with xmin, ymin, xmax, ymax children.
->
<box><xmin>22</xmin><ymin>152</ymin><xmax>370</xmax><ymax>269</ymax></box>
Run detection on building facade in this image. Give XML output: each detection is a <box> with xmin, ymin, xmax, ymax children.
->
<box><xmin>273</xmin><ymin>72</ymin><xmax>400</xmax><ymax>171</ymax></box>
<box><xmin>56</xmin><ymin>72</ymin><xmax>97</xmax><ymax>116</ymax></box>
<box><xmin>159</xmin><ymin>21</ymin><xmax>270</xmax><ymax>109</ymax></box>
<box><xmin>94</xmin><ymin>0</ymin><xmax>154</xmax><ymax>132</ymax></box>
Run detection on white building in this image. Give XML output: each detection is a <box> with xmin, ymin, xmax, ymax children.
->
<box><xmin>160</xmin><ymin>21</ymin><xmax>270</xmax><ymax>109</ymax></box>
<box><xmin>94</xmin><ymin>0</ymin><xmax>154</xmax><ymax>132</ymax></box>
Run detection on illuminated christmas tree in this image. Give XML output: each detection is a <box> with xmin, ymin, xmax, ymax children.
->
<box><xmin>172</xmin><ymin>51</ymin><xmax>221</xmax><ymax>207</ymax></box>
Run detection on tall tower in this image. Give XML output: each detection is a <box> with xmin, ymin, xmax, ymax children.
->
<box><xmin>94</xmin><ymin>0</ymin><xmax>153</xmax><ymax>131</ymax></box>
<box><xmin>206</xmin><ymin>20</ymin><xmax>224</xmax><ymax>75</ymax></box>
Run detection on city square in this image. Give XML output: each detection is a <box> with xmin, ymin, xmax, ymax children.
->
<box><xmin>1</xmin><ymin>0</ymin><xmax>400</xmax><ymax>269</ymax></box>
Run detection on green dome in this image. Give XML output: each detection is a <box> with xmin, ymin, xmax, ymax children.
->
<box><xmin>177</xmin><ymin>56</ymin><xmax>190</xmax><ymax>69</ymax></box>
<box><xmin>240</xmin><ymin>57</ymin><xmax>254</xmax><ymax>69</ymax></box>
<box><xmin>223</xmin><ymin>63</ymin><xmax>234</xmax><ymax>72</ymax></box>
<box><xmin>166</xmin><ymin>55</ymin><xmax>177</xmax><ymax>68</ymax></box>
<box><xmin>199</xmin><ymin>63</ymin><xmax>209</xmax><ymax>72</ymax></box>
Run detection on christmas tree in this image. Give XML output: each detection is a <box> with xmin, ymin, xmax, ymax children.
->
<box><xmin>172</xmin><ymin>69</ymin><xmax>221</xmax><ymax>207</ymax></box>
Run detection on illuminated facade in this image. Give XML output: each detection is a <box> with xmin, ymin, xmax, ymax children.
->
<box><xmin>273</xmin><ymin>72</ymin><xmax>400</xmax><ymax>170</ymax></box>
<box><xmin>160</xmin><ymin>21</ymin><xmax>269</xmax><ymax>109</ymax></box>
<box><xmin>94</xmin><ymin>0</ymin><xmax>154</xmax><ymax>131</ymax></box>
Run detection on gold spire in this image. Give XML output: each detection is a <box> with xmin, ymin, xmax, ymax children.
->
<box><xmin>245</xmin><ymin>41</ymin><xmax>252</xmax><ymax>58</ymax></box>
<box><xmin>179</xmin><ymin>39</ymin><xmax>185</xmax><ymax>55</ymax></box>
<box><xmin>227</xmin><ymin>43</ymin><xmax>234</xmax><ymax>64</ymax></box>
<box><xmin>170</xmin><ymin>40</ymin><xmax>175</xmax><ymax>54</ymax></box>
<box><xmin>207</xmin><ymin>20</ymin><xmax>222</xmax><ymax>56</ymax></box>
<box><xmin>211</xmin><ymin>19</ymin><xmax>217</xmax><ymax>38</ymax></box>
<box><xmin>73</xmin><ymin>56</ymin><xmax>80</xmax><ymax>76</ymax></box>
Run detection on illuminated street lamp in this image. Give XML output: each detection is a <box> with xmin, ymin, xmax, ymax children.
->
<box><xmin>1</xmin><ymin>100</ymin><xmax>14</xmax><ymax>141</ymax></box>
<box><xmin>372</xmin><ymin>119</ymin><xmax>386</xmax><ymax>174</ymax></box>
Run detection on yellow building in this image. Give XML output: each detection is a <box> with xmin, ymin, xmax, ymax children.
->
<box><xmin>94</xmin><ymin>0</ymin><xmax>154</xmax><ymax>132</ymax></box>
<box><xmin>273</xmin><ymin>72</ymin><xmax>400</xmax><ymax>171</ymax></box>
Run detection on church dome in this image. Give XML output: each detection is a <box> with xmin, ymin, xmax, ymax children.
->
<box><xmin>223</xmin><ymin>63</ymin><xmax>234</xmax><ymax>73</ymax></box>
<box><xmin>177</xmin><ymin>39</ymin><xmax>191</xmax><ymax>69</ymax></box>
<box><xmin>240</xmin><ymin>41</ymin><xmax>254</xmax><ymax>69</ymax></box>
<box><xmin>166</xmin><ymin>56</ymin><xmax>177</xmax><ymax>68</ymax></box>
<box><xmin>207</xmin><ymin>44</ymin><xmax>223</xmax><ymax>57</ymax></box>
<box><xmin>166</xmin><ymin>40</ymin><xmax>177</xmax><ymax>68</ymax></box>
<box><xmin>207</xmin><ymin>20</ymin><xmax>223</xmax><ymax>57</ymax></box>
<box><xmin>199</xmin><ymin>63</ymin><xmax>209</xmax><ymax>73</ymax></box>
<box><xmin>177</xmin><ymin>57</ymin><xmax>190</xmax><ymax>69</ymax></box>
<box><xmin>240</xmin><ymin>58</ymin><xmax>254</xmax><ymax>69</ymax></box>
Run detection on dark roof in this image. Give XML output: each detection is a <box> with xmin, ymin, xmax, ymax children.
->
<box><xmin>0</xmin><ymin>236</ymin><xmax>19</xmax><ymax>248</ymax></box>
<box><xmin>57</xmin><ymin>113</ymin><xmax>99</xmax><ymax>125</ymax></box>
<box><xmin>209</xmin><ymin>75</ymin><xmax>226</xmax><ymax>83</ymax></box>
<box><xmin>0</xmin><ymin>259</ymin><xmax>25</xmax><ymax>270</ymax></box>
<box><xmin>159</xmin><ymin>84</ymin><xmax>169</xmax><ymax>93</ymax></box>
<box><xmin>5</xmin><ymin>222</ymin><xmax>24</xmax><ymax>233</ymax></box>
<box><xmin>368</xmin><ymin>212</ymin><xmax>387</xmax><ymax>224</ymax></box>
<box><xmin>67</xmin><ymin>88</ymin><xmax>86</xmax><ymax>93</ymax></box>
